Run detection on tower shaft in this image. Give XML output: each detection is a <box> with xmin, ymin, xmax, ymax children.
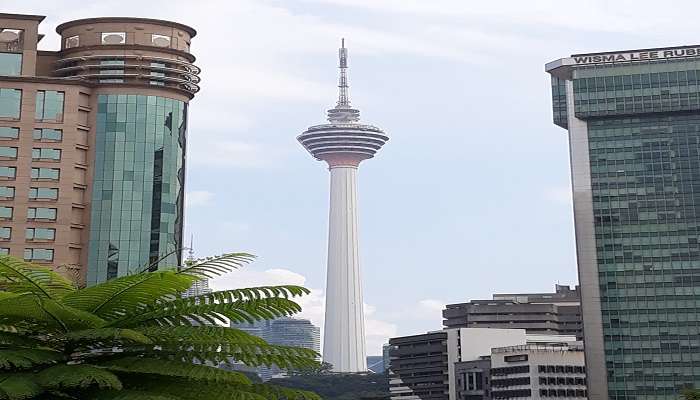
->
<box><xmin>323</xmin><ymin>165</ymin><xmax>367</xmax><ymax>372</ymax></box>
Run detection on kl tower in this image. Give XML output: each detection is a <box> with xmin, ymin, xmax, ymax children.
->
<box><xmin>297</xmin><ymin>39</ymin><xmax>389</xmax><ymax>372</ymax></box>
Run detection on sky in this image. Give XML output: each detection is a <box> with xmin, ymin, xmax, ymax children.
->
<box><xmin>6</xmin><ymin>0</ymin><xmax>700</xmax><ymax>355</ymax></box>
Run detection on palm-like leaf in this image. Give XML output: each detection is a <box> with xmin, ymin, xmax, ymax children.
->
<box><xmin>36</xmin><ymin>365</ymin><xmax>122</xmax><ymax>391</ymax></box>
<box><xmin>97</xmin><ymin>357</ymin><xmax>251</xmax><ymax>385</ymax></box>
<box><xmin>0</xmin><ymin>374</ymin><xmax>43</xmax><ymax>400</ymax></box>
<box><xmin>0</xmin><ymin>350</ymin><xmax>63</xmax><ymax>370</ymax></box>
<box><xmin>177</xmin><ymin>253</ymin><xmax>255</xmax><ymax>279</ymax></box>
<box><xmin>0</xmin><ymin>256</ymin><xmax>74</xmax><ymax>299</ymax></box>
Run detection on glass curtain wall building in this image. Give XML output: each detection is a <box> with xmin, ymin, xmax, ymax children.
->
<box><xmin>0</xmin><ymin>13</ymin><xmax>199</xmax><ymax>285</ymax></box>
<box><xmin>547</xmin><ymin>46</ymin><xmax>700</xmax><ymax>400</ymax></box>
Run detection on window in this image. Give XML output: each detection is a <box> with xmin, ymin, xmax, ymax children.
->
<box><xmin>0</xmin><ymin>227</ymin><xmax>9</xmax><ymax>239</ymax></box>
<box><xmin>0</xmin><ymin>186</ymin><xmax>14</xmax><ymax>198</ymax></box>
<box><xmin>64</xmin><ymin>35</ymin><xmax>79</xmax><ymax>49</ymax></box>
<box><xmin>0</xmin><ymin>206</ymin><xmax>12</xmax><ymax>219</ymax></box>
<box><xmin>33</xmin><ymin>128</ymin><xmax>62</xmax><ymax>141</ymax></box>
<box><xmin>99</xmin><ymin>60</ymin><xmax>124</xmax><ymax>83</ymax></box>
<box><xmin>27</xmin><ymin>207</ymin><xmax>56</xmax><ymax>220</ymax></box>
<box><xmin>26</xmin><ymin>228</ymin><xmax>55</xmax><ymax>241</ymax></box>
<box><xmin>0</xmin><ymin>248</ymin><xmax>8</xmax><ymax>255</ymax></box>
<box><xmin>35</xmin><ymin>91</ymin><xmax>64</xmax><ymax>122</ymax></box>
<box><xmin>0</xmin><ymin>88</ymin><xmax>21</xmax><ymax>119</ymax></box>
<box><xmin>0</xmin><ymin>53</ymin><xmax>21</xmax><ymax>76</ymax></box>
<box><xmin>24</xmin><ymin>248</ymin><xmax>53</xmax><ymax>262</ymax></box>
<box><xmin>0</xmin><ymin>146</ymin><xmax>17</xmax><ymax>158</ymax></box>
<box><xmin>29</xmin><ymin>187</ymin><xmax>58</xmax><ymax>200</ymax></box>
<box><xmin>151</xmin><ymin>34</ymin><xmax>171</xmax><ymax>47</ymax></box>
<box><xmin>0</xmin><ymin>166</ymin><xmax>16</xmax><ymax>179</ymax></box>
<box><xmin>101</xmin><ymin>32</ymin><xmax>125</xmax><ymax>45</ymax></box>
<box><xmin>0</xmin><ymin>127</ymin><xmax>18</xmax><ymax>139</ymax></box>
<box><xmin>0</xmin><ymin>29</ymin><xmax>23</xmax><ymax>52</ymax></box>
<box><xmin>31</xmin><ymin>168</ymin><xmax>60</xmax><ymax>181</ymax></box>
<box><xmin>32</xmin><ymin>148</ymin><xmax>61</xmax><ymax>161</ymax></box>
<box><xmin>150</xmin><ymin>62</ymin><xmax>166</xmax><ymax>86</ymax></box>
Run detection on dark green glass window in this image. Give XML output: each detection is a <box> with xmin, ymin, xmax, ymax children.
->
<box><xmin>0</xmin><ymin>89</ymin><xmax>20</xmax><ymax>119</ymax></box>
<box><xmin>0</xmin><ymin>53</ymin><xmax>21</xmax><ymax>76</ymax></box>
<box><xmin>35</xmin><ymin>90</ymin><xmax>64</xmax><ymax>122</ymax></box>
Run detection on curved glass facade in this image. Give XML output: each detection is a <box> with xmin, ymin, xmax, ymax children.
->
<box><xmin>87</xmin><ymin>94</ymin><xmax>186</xmax><ymax>285</ymax></box>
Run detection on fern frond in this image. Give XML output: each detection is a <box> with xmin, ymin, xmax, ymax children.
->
<box><xmin>0</xmin><ymin>255</ymin><xmax>75</xmax><ymax>299</ymax></box>
<box><xmin>0</xmin><ymin>296</ymin><xmax>103</xmax><ymax>333</ymax></box>
<box><xmin>0</xmin><ymin>349</ymin><xmax>63</xmax><ymax>370</ymax></box>
<box><xmin>0</xmin><ymin>374</ymin><xmax>43</xmax><ymax>400</ymax></box>
<box><xmin>86</xmin><ymin>389</ymin><xmax>181</xmax><ymax>400</ymax></box>
<box><xmin>109</xmin><ymin>298</ymin><xmax>303</xmax><ymax>328</ymax></box>
<box><xmin>0</xmin><ymin>332</ymin><xmax>43</xmax><ymax>348</ymax></box>
<box><xmin>177</xmin><ymin>253</ymin><xmax>255</xmax><ymax>278</ymax></box>
<box><xmin>36</xmin><ymin>364</ymin><xmax>122</xmax><ymax>391</ymax></box>
<box><xmin>97</xmin><ymin>357</ymin><xmax>251</xmax><ymax>385</ymax></box>
<box><xmin>182</xmin><ymin>286</ymin><xmax>310</xmax><ymax>305</ymax></box>
<box><xmin>61</xmin><ymin>272</ymin><xmax>196</xmax><ymax>321</ymax></box>
<box><xmin>250</xmin><ymin>384</ymin><xmax>322</xmax><ymax>400</ymax></box>
<box><xmin>64</xmin><ymin>328</ymin><xmax>152</xmax><ymax>345</ymax></box>
<box><xmin>120</xmin><ymin>377</ymin><xmax>268</xmax><ymax>400</ymax></box>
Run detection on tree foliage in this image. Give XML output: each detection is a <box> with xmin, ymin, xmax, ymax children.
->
<box><xmin>0</xmin><ymin>254</ymin><xmax>320</xmax><ymax>400</ymax></box>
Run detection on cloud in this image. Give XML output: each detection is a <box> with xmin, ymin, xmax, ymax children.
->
<box><xmin>186</xmin><ymin>190</ymin><xmax>214</xmax><ymax>208</ymax></box>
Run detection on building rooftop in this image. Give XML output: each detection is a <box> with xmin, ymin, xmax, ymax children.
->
<box><xmin>0</xmin><ymin>13</ymin><xmax>46</xmax><ymax>22</ymax></box>
<box><xmin>55</xmin><ymin>16</ymin><xmax>196</xmax><ymax>37</ymax></box>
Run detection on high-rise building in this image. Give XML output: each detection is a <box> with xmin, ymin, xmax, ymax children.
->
<box><xmin>443</xmin><ymin>285</ymin><xmax>582</xmax><ymax>340</ymax></box>
<box><xmin>547</xmin><ymin>45</ymin><xmax>700</xmax><ymax>399</ymax></box>
<box><xmin>297</xmin><ymin>39</ymin><xmax>389</xmax><ymax>372</ymax></box>
<box><xmin>0</xmin><ymin>13</ymin><xmax>199</xmax><ymax>285</ymax></box>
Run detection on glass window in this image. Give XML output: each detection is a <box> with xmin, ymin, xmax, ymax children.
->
<box><xmin>0</xmin><ymin>227</ymin><xmax>10</xmax><ymax>239</ymax></box>
<box><xmin>0</xmin><ymin>29</ymin><xmax>23</xmax><ymax>52</ymax></box>
<box><xmin>31</xmin><ymin>168</ymin><xmax>59</xmax><ymax>181</ymax></box>
<box><xmin>26</xmin><ymin>227</ymin><xmax>55</xmax><ymax>241</ymax></box>
<box><xmin>99</xmin><ymin>60</ymin><xmax>124</xmax><ymax>83</ymax></box>
<box><xmin>0</xmin><ymin>127</ymin><xmax>18</xmax><ymax>139</ymax></box>
<box><xmin>0</xmin><ymin>186</ymin><xmax>14</xmax><ymax>198</ymax></box>
<box><xmin>0</xmin><ymin>53</ymin><xmax>21</xmax><ymax>76</ymax></box>
<box><xmin>29</xmin><ymin>187</ymin><xmax>58</xmax><ymax>200</ymax></box>
<box><xmin>64</xmin><ymin>35</ymin><xmax>79</xmax><ymax>49</ymax></box>
<box><xmin>24</xmin><ymin>248</ymin><xmax>53</xmax><ymax>262</ymax></box>
<box><xmin>35</xmin><ymin>91</ymin><xmax>64</xmax><ymax>122</ymax></box>
<box><xmin>0</xmin><ymin>88</ymin><xmax>20</xmax><ymax>119</ymax></box>
<box><xmin>33</xmin><ymin>128</ymin><xmax>62</xmax><ymax>141</ymax></box>
<box><xmin>0</xmin><ymin>166</ymin><xmax>16</xmax><ymax>179</ymax></box>
<box><xmin>32</xmin><ymin>148</ymin><xmax>61</xmax><ymax>160</ymax></box>
<box><xmin>101</xmin><ymin>32</ymin><xmax>125</xmax><ymax>45</ymax></box>
<box><xmin>151</xmin><ymin>34</ymin><xmax>171</xmax><ymax>47</ymax></box>
<box><xmin>0</xmin><ymin>248</ymin><xmax>8</xmax><ymax>255</ymax></box>
<box><xmin>0</xmin><ymin>146</ymin><xmax>17</xmax><ymax>158</ymax></box>
<box><xmin>150</xmin><ymin>62</ymin><xmax>166</xmax><ymax>86</ymax></box>
<box><xmin>0</xmin><ymin>206</ymin><xmax>12</xmax><ymax>219</ymax></box>
<box><xmin>27</xmin><ymin>207</ymin><xmax>56</xmax><ymax>220</ymax></box>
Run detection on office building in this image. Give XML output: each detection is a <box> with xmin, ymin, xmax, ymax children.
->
<box><xmin>547</xmin><ymin>45</ymin><xmax>700</xmax><ymax>399</ymax></box>
<box><xmin>297</xmin><ymin>39</ymin><xmax>389</xmax><ymax>371</ymax></box>
<box><xmin>230</xmin><ymin>317</ymin><xmax>320</xmax><ymax>380</ymax></box>
<box><xmin>389</xmin><ymin>329</ymin><xmax>581</xmax><ymax>400</ymax></box>
<box><xmin>0</xmin><ymin>13</ymin><xmax>199</xmax><ymax>285</ymax></box>
<box><xmin>443</xmin><ymin>285</ymin><xmax>582</xmax><ymax>339</ymax></box>
<box><xmin>368</xmin><ymin>356</ymin><xmax>386</xmax><ymax>374</ymax></box>
<box><xmin>490</xmin><ymin>344</ymin><xmax>587</xmax><ymax>400</ymax></box>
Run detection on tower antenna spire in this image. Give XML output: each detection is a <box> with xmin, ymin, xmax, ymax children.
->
<box><xmin>337</xmin><ymin>38</ymin><xmax>349</xmax><ymax>107</ymax></box>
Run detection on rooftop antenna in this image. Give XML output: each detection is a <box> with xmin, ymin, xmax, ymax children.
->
<box><xmin>337</xmin><ymin>38</ymin><xmax>350</xmax><ymax>107</ymax></box>
<box><xmin>187</xmin><ymin>234</ymin><xmax>194</xmax><ymax>263</ymax></box>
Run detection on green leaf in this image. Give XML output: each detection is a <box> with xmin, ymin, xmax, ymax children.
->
<box><xmin>97</xmin><ymin>357</ymin><xmax>251</xmax><ymax>385</ymax></box>
<box><xmin>88</xmin><ymin>389</ymin><xmax>181</xmax><ymax>400</ymax></box>
<box><xmin>36</xmin><ymin>364</ymin><xmax>122</xmax><ymax>391</ymax></box>
<box><xmin>250</xmin><ymin>384</ymin><xmax>321</xmax><ymax>400</ymax></box>
<box><xmin>0</xmin><ymin>255</ymin><xmax>75</xmax><ymax>299</ymax></box>
<box><xmin>0</xmin><ymin>332</ymin><xmax>43</xmax><ymax>348</ymax></box>
<box><xmin>177</xmin><ymin>253</ymin><xmax>255</xmax><ymax>279</ymax></box>
<box><xmin>62</xmin><ymin>272</ymin><xmax>197</xmax><ymax>321</ymax></box>
<box><xmin>64</xmin><ymin>329</ymin><xmax>152</xmax><ymax>345</ymax></box>
<box><xmin>0</xmin><ymin>296</ymin><xmax>104</xmax><ymax>332</ymax></box>
<box><xmin>0</xmin><ymin>349</ymin><xmax>63</xmax><ymax>370</ymax></box>
<box><xmin>0</xmin><ymin>375</ymin><xmax>43</xmax><ymax>400</ymax></box>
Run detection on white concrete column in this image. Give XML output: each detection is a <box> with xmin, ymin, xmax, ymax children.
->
<box><xmin>323</xmin><ymin>165</ymin><xmax>367</xmax><ymax>372</ymax></box>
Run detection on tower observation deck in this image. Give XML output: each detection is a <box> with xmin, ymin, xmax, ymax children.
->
<box><xmin>297</xmin><ymin>39</ymin><xmax>389</xmax><ymax>372</ymax></box>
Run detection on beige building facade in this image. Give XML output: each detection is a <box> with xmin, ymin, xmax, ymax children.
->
<box><xmin>0</xmin><ymin>13</ymin><xmax>199</xmax><ymax>284</ymax></box>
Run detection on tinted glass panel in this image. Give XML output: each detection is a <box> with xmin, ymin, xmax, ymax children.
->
<box><xmin>0</xmin><ymin>186</ymin><xmax>14</xmax><ymax>198</ymax></box>
<box><xmin>31</xmin><ymin>168</ymin><xmax>59</xmax><ymax>180</ymax></box>
<box><xmin>0</xmin><ymin>127</ymin><xmax>18</xmax><ymax>139</ymax></box>
<box><xmin>33</xmin><ymin>128</ymin><xmax>62</xmax><ymax>141</ymax></box>
<box><xmin>27</xmin><ymin>207</ymin><xmax>56</xmax><ymax>220</ymax></box>
<box><xmin>0</xmin><ymin>206</ymin><xmax>12</xmax><ymax>218</ymax></box>
<box><xmin>0</xmin><ymin>53</ymin><xmax>21</xmax><ymax>76</ymax></box>
<box><xmin>35</xmin><ymin>91</ymin><xmax>64</xmax><ymax>122</ymax></box>
<box><xmin>0</xmin><ymin>166</ymin><xmax>16</xmax><ymax>178</ymax></box>
<box><xmin>0</xmin><ymin>89</ymin><xmax>20</xmax><ymax>119</ymax></box>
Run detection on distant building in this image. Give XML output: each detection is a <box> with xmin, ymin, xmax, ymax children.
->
<box><xmin>443</xmin><ymin>285</ymin><xmax>582</xmax><ymax>339</ymax></box>
<box><xmin>382</xmin><ymin>343</ymin><xmax>390</xmax><ymax>373</ymax></box>
<box><xmin>182</xmin><ymin>278</ymin><xmax>211</xmax><ymax>298</ymax></box>
<box><xmin>230</xmin><ymin>317</ymin><xmax>320</xmax><ymax>380</ymax></box>
<box><xmin>490</xmin><ymin>344</ymin><xmax>587</xmax><ymax>399</ymax></box>
<box><xmin>388</xmin><ymin>328</ymin><xmax>582</xmax><ymax>400</ymax></box>
<box><xmin>367</xmin><ymin>356</ymin><xmax>385</xmax><ymax>374</ymax></box>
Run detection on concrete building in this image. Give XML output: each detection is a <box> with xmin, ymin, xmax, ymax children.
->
<box><xmin>388</xmin><ymin>331</ymin><xmax>449</xmax><ymax>400</ymax></box>
<box><xmin>443</xmin><ymin>285</ymin><xmax>582</xmax><ymax>340</ymax></box>
<box><xmin>490</xmin><ymin>344</ymin><xmax>586</xmax><ymax>400</ymax></box>
<box><xmin>297</xmin><ymin>39</ymin><xmax>389</xmax><ymax>372</ymax></box>
<box><xmin>547</xmin><ymin>45</ymin><xmax>700</xmax><ymax>399</ymax></box>
<box><xmin>0</xmin><ymin>14</ymin><xmax>199</xmax><ymax>285</ymax></box>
